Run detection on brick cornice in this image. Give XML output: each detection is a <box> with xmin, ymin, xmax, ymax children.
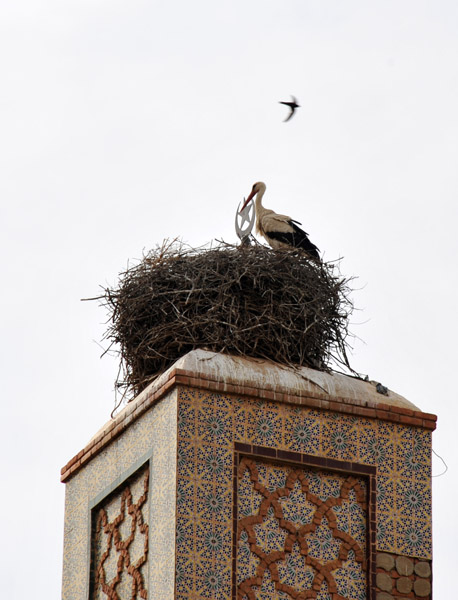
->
<box><xmin>61</xmin><ymin>363</ymin><xmax>437</xmax><ymax>483</ymax></box>
<box><xmin>173</xmin><ymin>369</ymin><xmax>436</xmax><ymax>430</ymax></box>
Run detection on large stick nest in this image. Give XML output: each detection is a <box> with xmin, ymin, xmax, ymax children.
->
<box><xmin>99</xmin><ymin>241</ymin><xmax>354</xmax><ymax>400</ymax></box>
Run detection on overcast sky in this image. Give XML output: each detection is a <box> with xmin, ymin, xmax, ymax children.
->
<box><xmin>1</xmin><ymin>1</ymin><xmax>457</xmax><ymax>597</ymax></box>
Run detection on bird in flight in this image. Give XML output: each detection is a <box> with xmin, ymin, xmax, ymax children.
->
<box><xmin>239</xmin><ymin>182</ymin><xmax>320</xmax><ymax>259</ymax></box>
<box><xmin>279</xmin><ymin>95</ymin><xmax>300</xmax><ymax>122</ymax></box>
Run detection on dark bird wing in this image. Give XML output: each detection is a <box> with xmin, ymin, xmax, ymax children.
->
<box><xmin>267</xmin><ymin>221</ymin><xmax>320</xmax><ymax>259</ymax></box>
<box><xmin>279</xmin><ymin>96</ymin><xmax>300</xmax><ymax>121</ymax></box>
<box><xmin>283</xmin><ymin>108</ymin><xmax>295</xmax><ymax>122</ymax></box>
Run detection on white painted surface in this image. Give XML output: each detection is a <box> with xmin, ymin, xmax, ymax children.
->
<box><xmin>171</xmin><ymin>349</ymin><xmax>419</xmax><ymax>409</ymax></box>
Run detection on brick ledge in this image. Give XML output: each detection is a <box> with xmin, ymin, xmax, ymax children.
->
<box><xmin>61</xmin><ymin>359</ymin><xmax>437</xmax><ymax>483</ymax></box>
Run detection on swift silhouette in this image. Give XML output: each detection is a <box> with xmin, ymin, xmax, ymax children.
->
<box><xmin>279</xmin><ymin>95</ymin><xmax>300</xmax><ymax>122</ymax></box>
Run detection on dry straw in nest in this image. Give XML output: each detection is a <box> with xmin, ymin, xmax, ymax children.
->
<box><xmin>98</xmin><ymin>240</ymin><xmax>354</xmax><ymax>400</ymax></box>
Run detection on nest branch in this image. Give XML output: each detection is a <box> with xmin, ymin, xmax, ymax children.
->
<box><xmin>96</xmin><ymin>240</ymin><xmax>355</xmax><ymax>400</ymax></box>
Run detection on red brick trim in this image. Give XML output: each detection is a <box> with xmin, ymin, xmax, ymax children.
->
<box><xmin>60</xmin><ymin>374</ymin><xmax>179</xmax><ymax>482</ymax></box>
<box><xmin>232</xmin><ymin>444</ymin><xmax>377</xmax><ymax>600</ymax></box>
<box><xmin>171</xmin><ymin>369</ymin><xmax>436</xmax><ymax>430</ymax></box>
<box><xmin>61</xmin><ymin>367</ymin><xmax>437</xmax><ymax>483</ymax></box>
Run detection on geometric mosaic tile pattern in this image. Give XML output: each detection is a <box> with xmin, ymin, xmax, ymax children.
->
<box><xmin>62</xmin><ymin>391</ymin><xmax>177</xmax><ymax>600</ymax></box>
<box><xmin>176</xmin><ymin>387</ymin><xmax>432</xmax><ymax>600</ymax></box>
<box><xmin>149</xmin><ymin>393</ymin><xmax>178</xmax><ymax>599</ymax></box>
<box><xmin>237</xmin><ymin>458</ymin><xmax>367</xmax><ymax>600</ymax></box>
<box><xmin>90</xmin><ymin>463</ymin><xmax>149</xmax><ymax>600</ymax></box>
<box><xmin>61</xmin><ymin>378</ymin><xmax>433</xmax><ymax>600</ymax></box>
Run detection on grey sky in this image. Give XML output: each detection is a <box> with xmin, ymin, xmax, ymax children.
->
<box><xmin>1</xmin><ymin>1</ymin><xmax>457</xmax><ymax>597</ymax></box>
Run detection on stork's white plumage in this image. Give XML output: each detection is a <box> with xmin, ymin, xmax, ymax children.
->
<box><xmin>240</xmin><ymin>182</ymin><xmax>320</xmax><ymax>259</ymax></box>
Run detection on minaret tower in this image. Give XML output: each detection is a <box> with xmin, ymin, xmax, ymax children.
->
<box><xmin>61</xmin><ymin>350</ymin><xmax>435</xmax><ymax>600</ymax></box>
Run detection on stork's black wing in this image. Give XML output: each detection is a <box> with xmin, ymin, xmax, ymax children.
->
<box><xmin>267</xmin><ymin>221</ymin><xmax>320</xmax><ymax>259</ymax></box>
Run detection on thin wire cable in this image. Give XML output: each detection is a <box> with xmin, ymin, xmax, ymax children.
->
<box><xmin>432</xmin><ymin>447</ymin><xmax>448</xmax><ymax>477</ymax></box>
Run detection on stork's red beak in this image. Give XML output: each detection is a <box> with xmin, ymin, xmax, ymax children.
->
<box><xmin>240</xmin><ymin>189</ymin><xmax>255</xmax><ymax>213</ymax></box>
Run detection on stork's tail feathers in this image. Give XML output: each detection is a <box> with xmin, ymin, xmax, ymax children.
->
<box><xmin>266</xmin><ymin>222</ymin><xmax>320</xmax><ymax>260</ymax></box>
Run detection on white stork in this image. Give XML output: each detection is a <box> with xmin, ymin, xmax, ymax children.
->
<box><xmin>240</xmin><ymin>182</ymin><xmax>320</xmax><ymax>260</ymax></box>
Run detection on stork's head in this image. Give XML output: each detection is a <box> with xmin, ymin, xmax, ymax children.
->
<box><xmin>240</xmin><ymin>181</ymin><xmax>266</xmax><ymax>212</ymax></box>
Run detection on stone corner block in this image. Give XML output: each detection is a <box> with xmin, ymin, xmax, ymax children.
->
<box><xmin>376</xmin><ymin>552</ymin><xmax>395</xmax><ymax>571</ymax></box>
<box><xmin>396</xmin><ymin>576</ymin><xmax>413</xmax><ymax>594</ymax></box>
<box><xmin>414</xmin><ymin>578</ymin><xmax>432</xmax><ymax>597</ymax></box>
<box><xmin>395</xmin><ymin>555</ymin><xmax>414</xmax><ymax>576</ymax></box>
<box><xmin>376</xmin><ymin>593</ymin><xmax>394</xmax><ymax>600</ymax></box>
<box><xmin>415</xmin><ymin>560</ymin><xmax>431</xmax><ymax>578</ymax></box>
<box><xmin>376</xmin><ymin>572</ymin><xmax>393</xmax><ymax>593</ymax></box>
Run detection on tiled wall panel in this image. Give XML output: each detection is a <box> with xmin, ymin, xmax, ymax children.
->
<box><xmin>176</xmin><ymin>387</ymin><xmax>432</xmax><ymax>600</ymax></box>
<box><xmin>62</xmin><ymin>391</ymin><xmax>177</xmax><ymax>600</ymax></box>
<box><xmin>62</xmin><ymin>382</ymin><xmax>432</xmax><ymax>600</ymax></box>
